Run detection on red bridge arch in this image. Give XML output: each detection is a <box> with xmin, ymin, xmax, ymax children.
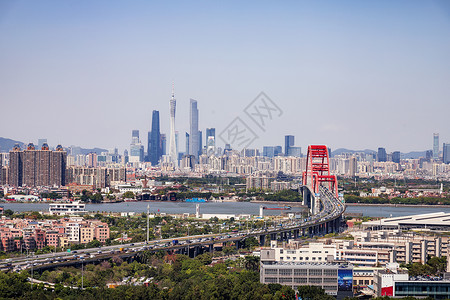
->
<box><xmin>302</xmin><ymin>145</ymin><xmax>338</xmax><ymax>198</ymax></box>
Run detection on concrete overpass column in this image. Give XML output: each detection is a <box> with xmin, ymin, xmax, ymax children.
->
<box><xmin>259</xmin><ymin>235</ymin><xmax>265</xmax><ymax>247</ymax></box>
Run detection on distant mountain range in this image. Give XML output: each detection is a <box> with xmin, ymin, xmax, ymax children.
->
<box><xmin>0</xmin><ymin>137</ymin><xmax>24</xmax><ymax>152</ymax></box>
<box><xmin>0</xmin><ymin>137</ymin><xmax>106</xmax><ymax>154</ymax></box>
<box><xmin>331</xmin><ymin>148</ymin><xmax>428</xmax><ymax>159</ymax></box>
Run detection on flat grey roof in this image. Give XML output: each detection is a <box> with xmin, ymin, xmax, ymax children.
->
<box><xmin>363</xmin><ymin>212</ymin><xmax>450</xmax><ymax>228</ymax></box>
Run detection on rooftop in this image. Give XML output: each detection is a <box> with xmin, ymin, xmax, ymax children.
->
<box><xmin>363</xmin><ymin>212</ymin><xmax>450</xmax><ymax>229</ymax></box>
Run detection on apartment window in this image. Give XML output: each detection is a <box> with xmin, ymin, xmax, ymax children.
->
<box><xmin>265</xmin><ymin>269</ymin><xmax>278</xmax><ymax>275</ymax></box>
<box><xmin>279</xmin><ymin>269</ymin><xmax>292</xmax><ymax>276</ymax></box>
<box><xmin>294</xmin><ymin>278</ymin><xmax>307</xmax><ymax>284</ymax></box>
<box><xmin>309</xmin><ymin>269</ymin><xmax>322</xmax><ymax>276</ymax></box>
<box><xmin>265</xmin><ymin>277</ymin><xmax>278</xmax><ymax>283</ymax></box>
<box><xmin>324</xmin><ymin>270</ymin><xmax>337</xmax><ymax>276</ymax></box>
<box><xmin>309</xmin><ymin>278</ymin><xmax>322</xmax><ymax>284</ymax></box>
<box><xmin>279</xmin><ymin>278</ymin><xmax>292</xmax><ymax>283</ymax></box>
<box><xmin>294</xmin><ymin>269</ymin><xmax>307</xmax><ymax>276</ymax></box>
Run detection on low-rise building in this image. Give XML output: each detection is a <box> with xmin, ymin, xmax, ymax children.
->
<box><xmin>49</xmin><ymin>201</ymin><xmax>88</xmax><ymax>216</ymax></box>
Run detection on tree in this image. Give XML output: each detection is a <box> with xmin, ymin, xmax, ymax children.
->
<box><xmin>297</xmin><ymin>285</ymin><xmax>335</xmax><ymax>300</ymax></box>
<box><xmin>243</xmin><ymin>255</ymin><xmax>260</xmax><ymax>272</ymax></box>
<box><xmin>243</xmin><ymin>236</ymin><xmax>259</xmax><ymax>250</ymax></box>
<box><xmin>122</xmin><ymin>191</ymin><xmax>135</xmax><ymax>199</ymax></box>
<box><xmin>86</xmin><ymin>239</ymin><xmax>102</xmax><ymax>248</ymax></box>
<box><xmin>3</xmin><ymin>209</ymin><xmax>13</xmax><ymax>217</ymax></box>
<box><xmin>90</xmin><ymin>192</ymin><xmax>103</xmax><ymax>203</ymax></box>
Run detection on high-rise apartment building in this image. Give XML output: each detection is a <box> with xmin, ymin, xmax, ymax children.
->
<box><xmin>377</xmin><ymin>147</ymin><xmax>387</xmax><ymax>162</ymax></box>
<box><xmin>87</xmin><ymin>152</ymin><xmax>98</xmax><ymax>168</ymax></box>
<box><xmin>8</xmin><ymin>144</ymin><xmax>23</xmax><ymax>186</ymax></box>
<box><xmin>443</xmin><ymin>143</ymin><xmax>450</xmax><ymax>164</ymax></box>
<box><xmin>433</xmin><ymin>133</ymin><xmax>440</xmax><ymax>160</ymax></box>
<box><xmin>168</xmin><ymin>89</ymin><xmax>177</xmax><ymax>164</ymax></box>
<box><xmin>285</xmin><ymin>135</ymin><xmax>294</xmax><ymax>156</ymax></box>
<box><xmin>148</xmin><ymin>110</ymin><xmax>162</xmax><ymax>166</ymax></box>
<box><xmin>8</xmin><ymin>143</ymin><xmax>66</xmax><ymax>187</ymax></box>
<box><xmin>206</xmin><ymin>128</ymin><xmax>215</xmax><ymax>155</ymax></box>
<box><xmin>189</xmin><ymin>99</ymin><xmax>199</xmax><ymax>160</ymax></box>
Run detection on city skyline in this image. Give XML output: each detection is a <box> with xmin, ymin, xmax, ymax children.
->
<box><xmin>1</xmin><ymin>1</ymin><xmax>450</xmax><ymax>152</ymax></box>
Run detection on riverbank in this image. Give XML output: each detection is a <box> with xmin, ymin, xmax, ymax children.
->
<box><xmin>345</xmin><ymin>203</ymin><xmax>450</xmax><ymax>208</ymax></box>
<box><xmin>250</xmin><ymin>200</ymin><xmax>307</xmax><ymax>207</ymax></box>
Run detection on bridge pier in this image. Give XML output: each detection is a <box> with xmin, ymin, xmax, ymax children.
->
<box><xmin>235</xmin><ymin>240</ymin><xmax>241</xmax><ymax>250</ymax></box>
<box><xmin>259</xmin><ymin>234</ymin><xmax>265</xmax><ymax>247</ymax></box>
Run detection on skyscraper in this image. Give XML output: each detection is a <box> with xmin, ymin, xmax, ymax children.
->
<box><xmin>130</xmin><ymin>130</ymin><xmax>144</xmax><ymax>163</ymax></box>
<box><xmin>206</xmin><ymin>128</ymin><xmax>216</xmax><ymax>155</ymax></box>
<box><xmin>392</xmin><ymin>151</ymin><xmax>401</xmax><ymax>164</ymax></box>
<box><xmin>377</xmin><ymin>147</ymin><xmax>387</xmax><ymax>162</ymax></box>
<box><xmin>148</xmin><ymin>110</ymin><xmax>162</xmax><ymax>166</ymax></box>
<box><xmin>443</xmin><ymin>143</ymin><xmax>450</xmax><ymax>164</ymax></box>
<box><xmin>285</xmin><ymin>135</ymin><xmax>294</xmax><ymax>156</ymax></box>
<box><xmin>168</xmin><ymin>88</ymin><xmax>177</xmax><ymax>164</ymax></box>
<box><xmin>189</xmin><ymin>99</ymin><xmax>199</xmax><ymax>160</ymax></box>
<box><xmin>433</xmin><ymin>133</ymin><xmax>439</xmax><ymax>160</ymax></box>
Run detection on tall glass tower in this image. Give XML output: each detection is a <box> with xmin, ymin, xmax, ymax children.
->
<box><xmin>285</xmin><ymin>135</ymin><xmax>294</xmax><ymax>156</ymax></box>
<box><xmin>189</xmin><ymin>99</ymin><xmax>199</xmax><ymax>160</ymax></box>
<box><xmin>168</xmin><ymin>88</ymin><xmax>178</xmax><ymax>165</ymax></box>
<box><xmin>433</xmin><ymin>133</ymin><xmax>439</xmax><ymax>160</ymax></box>
<box><xmin>148</xmin><ymin>110</ymin><xmax>161</xmax><ymax>165</ymax></box>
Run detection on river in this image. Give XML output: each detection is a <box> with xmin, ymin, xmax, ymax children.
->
<box><xmin>2</xmin><ymin>201</ymin><xmax>450</xmax><ymax>218</ymax></box>
<box><xmin>0</xmin><ymin>201</ymin><xmax>305</xmax><ymax>216</ymax></box>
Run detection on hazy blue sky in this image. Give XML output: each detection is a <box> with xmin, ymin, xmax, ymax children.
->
<box><xmin>1</xmin><ymin>0</ymin><xmax>450</xmax><ymax>154</ymax></box>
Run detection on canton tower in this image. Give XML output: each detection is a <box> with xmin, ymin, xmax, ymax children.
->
<box><xmin>168</xmin><ymin>86</ymin><xmax>178</xmax><ymax>165</ymax></box>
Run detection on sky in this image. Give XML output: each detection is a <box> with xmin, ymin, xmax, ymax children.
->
<box><xmin>1</xmin><ymin>0</ymin><xmax>450</xmax><ymax>154</ymax></box>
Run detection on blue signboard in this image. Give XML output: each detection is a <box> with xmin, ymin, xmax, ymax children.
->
<box><xmin>338</xmin><ymin>268</ymin><xmax>353</xmax><ymax>292</ymax></box>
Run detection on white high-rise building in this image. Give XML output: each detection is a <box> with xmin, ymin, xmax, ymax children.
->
<box><xmin>168</xmin><ymin>88</ymin><xmax>178</xmax><ymax>165</ymax></box>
